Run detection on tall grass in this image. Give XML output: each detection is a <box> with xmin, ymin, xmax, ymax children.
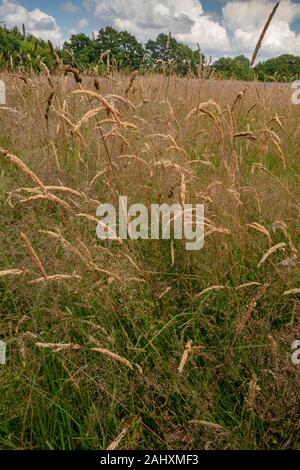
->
<box><xmin>0</xmin><ymin>71</ymin><xmax>300</xmax><ymax>449</ymax></box>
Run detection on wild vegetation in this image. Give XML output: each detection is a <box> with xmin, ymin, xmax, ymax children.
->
<box><xmin>1</xmin><ymin>2</ymin><xmax>300</xmax><ymax>450</ymax></box>
<box><xmin>2</xmin><ymin>24</ymin><xmax>300</xmax><ymax>81</ymax></box>
<box><xmin>1</xmin><ymin>67</ymin><xmax>300</xmax><ymax>450</ymax></box>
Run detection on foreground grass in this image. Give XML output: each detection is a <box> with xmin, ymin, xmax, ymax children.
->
<box><xmin>0</xmin><ymin>72</ymin><xmax>300</xmax><ymax>450</ymax></box>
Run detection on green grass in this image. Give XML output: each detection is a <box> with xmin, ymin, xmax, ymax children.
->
<box><xmin>0</xmin><ymin>73</ymin><xmax>300</xmax><ymax>450</ymax></box>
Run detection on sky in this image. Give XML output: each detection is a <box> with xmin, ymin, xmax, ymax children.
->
<box><xmin>1</xmin><ymin>0</ymin><xmax>300</xmax><ymax>60</ymax></box>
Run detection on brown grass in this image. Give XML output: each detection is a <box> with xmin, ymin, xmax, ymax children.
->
<box><xmin>1</xmin><ymin>70</ymin><xmax>300</xmax><ymax>450</ymax></box>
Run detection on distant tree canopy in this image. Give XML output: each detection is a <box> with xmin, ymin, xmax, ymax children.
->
<box><xmin>213</xmin><ymin>53</ymin><xmax>300</xmax><ymax>82</ymax></box>
<box><xmin>254</xmin><ymin>54</ymin><xmax>300</xmax><ymax>82</ymax></box>
<box><xmin>213</xmin><ymin>55</ymin><xmax>254</xmax><ymax>81</ymax></box>
<box><xmin>0</xmin><ymin>25</ymin><xmax>206</xmax><ymax>76</ymax></box>
<box><xmin>0</xmin><ymin>25</ymin><xmax>54</xmax><ymax>71</ymax></box>
<box><xmin>63</xmin><ymin>28</ymin><xmax>145</xmax><ymax>69</ymax></box>
<box><xmin>96</xmin><ymin>27</ymin><xmax>144</xmax><ymax>69</ymax></box>
<box><xmin>145</xmin><ymin>33</ymin><xmax>204</xmax><ymax>75</ymax></box>
<box><xmin>64</xmin><ymin>29</ymin><xmax>203</xmax><ymax>74</ymax></box>
<box><xmin>1</xmin><ymin>24</ymin><xmax>300</xmax><ymax>82</ymax></box>
<box><xmin>63</xmin><ymin>33</ymin><xmax>95</xmax><ymax>66</ymax></box>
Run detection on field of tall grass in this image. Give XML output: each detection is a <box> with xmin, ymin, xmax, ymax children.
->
<box><xmin>0</xmin><ymin>71</ymin><xmax>300</xmax><ymax>450</ymax></box>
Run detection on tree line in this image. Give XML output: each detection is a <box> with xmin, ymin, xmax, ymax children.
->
<box><xmin>1</xmin><ymin>23</ymin><xmax>300</xmax><ymax>82</ymax></box>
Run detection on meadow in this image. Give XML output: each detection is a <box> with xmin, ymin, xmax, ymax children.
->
<box><xmin>0</xmin><ymin>71</ymin><xmax>300</xmax><ymax>450</ymax></box>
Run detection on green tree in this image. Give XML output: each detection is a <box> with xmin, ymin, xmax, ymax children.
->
<box><xmin>63</xmin><ymin>33</ymin><xmax>97</xmax><ymax>66</ymax></box>
<box><xmin>145</xmin><ymin>33</ymin><xmax>204</xmax><ymax>75</ymax></box>
<box><xmin>0</xmin><ymin>26</ymin><xmax>55</xmax><ymax>71</ymax></box>
<box><xmin>254</xmin><ymin>54</ymin><xmax>300</xmax><ymax>82</ymax></box>
<box><xmin>21</xmin><ymin>36</ymin><xmax>54</xmax><ymax>70</ymax></box>
<box><xmin>118</xmin><ymin>30</ymin><xmax>144</xmax><ymax>68</ymax></box>
<box><xmin>213</xmin><ymin>55</ymin><xmax>254</xmax><ymax>81</ymax></box>
<box><xmin>96</xmin><ymin>27</ymin><xmax>144</xmax><ymax>69</ymax></box>
<box><xmin>0</xmin><ymin>26</ymin><xmax>22</xmax><ymax>68</ymax></box>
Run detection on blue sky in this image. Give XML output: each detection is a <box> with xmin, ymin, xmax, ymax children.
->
<box><xmin>1</xmin><ymin>0</ymin><xmax>300</xmax><ymax>59</ymax></box>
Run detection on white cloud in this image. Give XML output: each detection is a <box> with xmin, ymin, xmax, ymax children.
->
<box><xmin>223</xmin><ymin>0</ymin><xmax>300</xmax><ymax>59</ymax></box>
<box><xmin>0</xmin><ymin>0</ymin><xmax>62</xmax><ymax>44</ymax></box>
<box><xmin>78</xmin><ymin>18</ymin><xmax>88</xmax><ymax>29</ymax></box>
<box><xmin>60</xmin><ymin>1</ymin><xmax>79</xmax><ymax>14</ymax></box>
<box><xmin>81</xmin><ymin>0</ymin><xmax>300</xmax><ymax>59</ymax></box>
<box><xmin>223</xmin><ymin>0</ymin><xmax>300</xmax><ymax>31</ymax></box>
<box><xmin>2</xmin><ymin>0</ymin><xmax>300</xmax><ymax>59</ymax></box>
<box><xmin>82</xmin><ymin>0</ymin><xmax>231</xmax><ymax>54</ymax></box>
<box><xmin>67</xmin><ymin>28</ymin><xmax>78</xmax><ymax>35</ymax></box>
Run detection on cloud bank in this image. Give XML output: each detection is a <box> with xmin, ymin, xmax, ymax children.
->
<box><xmin>2</xmin><ymin>0</ymin><xmax>300</xmax><ymax>58</ymax></box>
<box><xmin>82</xmin><ymin>0</ymin><xmax>300</xmax><ymax>58</ymax></box>
<box><xmin>0</xmin><ymin>0</ymin><xmax>62</xmax><ymax>43</ymax></box>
